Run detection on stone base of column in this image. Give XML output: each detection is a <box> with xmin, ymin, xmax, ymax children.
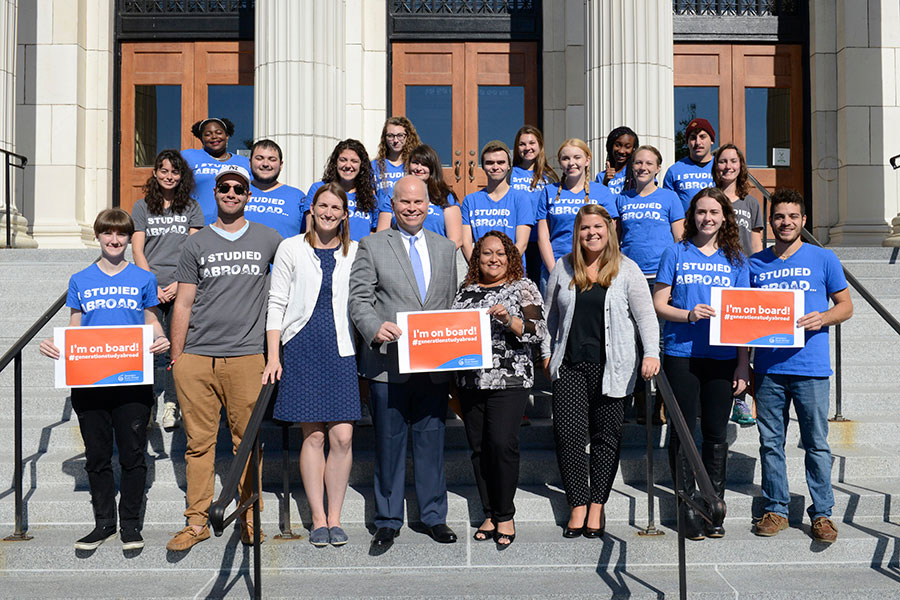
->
<box><xmin>828</xmin><ymin>222</ymin><xmax>891</xmax><ymax>247</ymax></box>
<box><xmin>29</xmin><ymin>224</ymin><xmax>88</xmax><ymax>249</ymax></box>
<box><xmin>881</xmin><ymin>214</ymin><xmax>900</xmax><ymax>247</ymax></box>
<box><xmin>0</xmin><ymin>212</ymin><xmax>38</xmax><ymax>248</ymax></box>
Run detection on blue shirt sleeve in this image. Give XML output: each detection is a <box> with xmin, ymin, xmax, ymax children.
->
<box><xmin>536</xmin><ymin>186</ymin><xmax>550</xmax><ymax>221</ymax></box>
<box><xmin>593</xmin><ymin>184</ymin><xmax>618</xmax><ymax>219</ymax></box>
<box><xmin>656</xmin><ymin>245</ymin><xmax>678</xmax><ymax>286</ymax></box>
<box><xmin>823</xmin><ymin>250</ymin><xmax>848</xmax><ymax>294</ymax></box>
<box><xmin>517</xmin><ymin>190</ymin><xmax>536</xmax><ymax>226</ymax></box>
<box><xmin>735</xmin><ymin>260</ymin><xmax>750</xmax><ymax>287</ymax></box>
<box><xmin>662</xmin><ymin>166</ymin><xmax>675</xmax><ymax>192</ymax></box>
<box><xmin>142</xmin><ymin>271</ymin><xmax>160</xmax><ymax>308</ymax></box>
<box><xmin>446</xmin><ymin>192</ymin><xmax>458</xmax><ymax>206</ymax></box>
<box><xmin>461</xmin><ymin>194</ymin><xmax>473</xmax><ymax>226</ymax></box>
<box><xmin>668</xmin><ymin>192</ymin><xmax>685</xmax><ymax>223</ymax></box>
<box><xmin>377</xmin><ymin>189</ymin><xmax>393</xmax><ymax>214</ymax></box>
<box><xmin>66</xmin><ymin>276</ymin><xmax>81</xmax><ymax>311</ymax></box>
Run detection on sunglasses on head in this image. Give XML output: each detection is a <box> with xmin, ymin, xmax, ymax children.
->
<box><xmin>216</xmin><ymin>182</ymin><xmax>247</xmax><ymax>195</ymax></box>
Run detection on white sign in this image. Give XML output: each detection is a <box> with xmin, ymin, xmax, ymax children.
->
<box><xmin>772</xmin><ymin>148</ymin><xmax>790</xmax><ymax>167</ymax></box>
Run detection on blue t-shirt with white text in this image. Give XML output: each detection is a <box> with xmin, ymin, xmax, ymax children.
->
<box><xmin>377</xmin><ymin>190</ymin><xmax>460</xmax><ymax>238</ymax></box>
<box><xmin>536</xmin><ymin>182</ymin><xmax>619</xmax><ymax>264</ymax></box>
<box><xmin>181</xmin><ymin>148</ymin><xmax>251</xmax><ymax>225</ymax></box>
<box><xmin>595</xmin><ymin>166</ymin><xmax>628</xmax><ymax>195</ymax></box>
<box><xmin>303</xmin><ymin>181</ymin><xmax>378</xmax><ymax>241</ymax></box>
<box><xmin>246</xmin><ymin>183</ymin><xmax>305</xmax><ymax>239</ymax></box>
<box><xmin>372</xmin><ymin>159</ymin><xmax>406</xmax><ymax>195</ymax></box>
<box><xmin>662</xmin><ymin>157</ymin><xmax>714</xmax><ymax>212</ymax></box>
<box><xmin>617</xmin><ymin>187</ymin><xmax>685</xmax><ymax>274</ymax></box>
<box><xmin>749</xmin><ymin>244</ymin><xmax>848</xmax><ymax>377</ymax></box>
<box><xmin>510</xmin><ymin>166</ymin><xmax>550</xmax><ymax>242</ymax></box>
<box><xmin>66</xmin><ymin>263</ymin><xmax>159</xmax><ymax>327</ymax></box>
<box><xmin>462</xmin><ymin>188</ymin><xmax>534</xmax><ymax>267</ymax></box>
<box><xmin>656</xmin><ymin>241</ymin><xmax>749</xmax><ymax>360</ymax></box>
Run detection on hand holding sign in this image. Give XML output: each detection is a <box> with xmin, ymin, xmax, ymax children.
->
<box><xmin>709</xmin><ymin>287</ymin><xmax>804</xmax><ymax>348</ymax></box>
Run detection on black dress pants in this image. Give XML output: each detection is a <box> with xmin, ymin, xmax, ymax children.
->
<box><xmin>458</xmin><ymin>387</ymin><xmax>529</xmax><ymax>523</ymax></box>
<box><xmin>72</xmin><ymin>385</ymin><xmax>153</xmax><ymax>529</ymax></box>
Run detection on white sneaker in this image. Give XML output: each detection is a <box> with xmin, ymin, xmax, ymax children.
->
<box><xmin>161</xmin><ymin>402</ymin><xmax>178</xmax><ymax>429</ymax></box>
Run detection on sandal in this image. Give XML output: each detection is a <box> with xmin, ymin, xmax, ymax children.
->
<box><xmin>494</xmin><ymin>531</ymin><xmax>516</xmax><ymax>546</ymax></box>
<box><xmin>473</xmin><ymin>528</ymin><xmax>495</xmax><ymax>541</ymax></box>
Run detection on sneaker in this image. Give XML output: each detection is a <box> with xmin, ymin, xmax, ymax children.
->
<box><xmin>74</xmin><ymin>525</ymin><xmax>117</xmax><ymax>550</ymax></box>
<box><xmin>811</xmin><ymin>516</ymin><xmax>838</xmax><ymax>543</ymax></box>
<box><xmin>753</xmin><ymin>512</ymin><xmax>789</xmax><ymax>537</ymax></box>
<box><xmin>120</xmin><ymin>527</ymin><xmax>144</xmax><ymax>550</ymax></box>
<box><xmin>161</xmin><ymin>402</ymin><xmax>178</xmax><ymax>430</ymax></box>
<box><xmin>731</xmin><ymin>400</ymin><xmax>756</xmax><ymax>426</ymax></box>
<box><xmin>166</xmin><ymin>525</ymin><xmax>210</xmax><ymax>551</ymax></box>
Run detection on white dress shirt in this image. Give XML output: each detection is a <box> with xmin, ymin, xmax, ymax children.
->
<box><xmin>397</xmin><ymin>225</ymin><xmax>431</xmax><ymax>292</ymax></box>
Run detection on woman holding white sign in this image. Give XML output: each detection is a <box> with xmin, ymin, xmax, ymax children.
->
<box><xmin>263</xmin><ymin>183</ymin><xmax>360</xmax><ymax>548</ymax></box>
<box><xmin>452</xmin><ymin>231</ymin><xmax>546</xmax><ymax>547</ymax></box>
<box><xmin>39</xmin><ymin>208</ymin><xmax>170</xmax><ymax>552</ymax></box>
<box><xmin>542</xmin><ymin>204</ymin><xmax>660</xmax><ymax>539</ymax></box>
<box><xmin>652</xmin><ymin>187</ymin><xmax>750</xmax><ymax>540</ymax></box>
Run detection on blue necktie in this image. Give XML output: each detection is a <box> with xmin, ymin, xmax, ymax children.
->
<box><xmin>409</xmin><ymin>235</ymin><xmax>427</xmax><ymax>302</ymax></box>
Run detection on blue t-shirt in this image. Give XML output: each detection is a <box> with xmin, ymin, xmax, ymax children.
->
<box><xmin>462</xmin><ymin>187</ymin><xmax>535</xmax><ymax>252</ymax></box>
<box><xmin>510</xmin><ymin>166</ymin><xmax>550</xmax><ymax>242</ymax></box>
<box><xmin>377</xmin><ymin>189</ymin><xmax>460</xmax><ymax>237</ymax></box>
<box><xmin>595</xmin><ymin>166</ymin><xmax>628</xmax><ymax>195</ymax></box>
<box><xmin>372</xmin><ymin>159</ymin><xmax>406</xmax><ymax>195</ymax></box>
<box><xmin>662</xmin><ymin>156</ymin><xmax>715</xmax><ymax>212</ymax></box>
<box><xmin>536</xmin><ymin>182</ymin><xmax>619</xmax><ymax>264</ymax></box>
<box><xmin>656</xmin><ymin>242</ymin><xmax>750</xmax><ymax>360</ymax></box>
<box><xmin>181</xmin><ymin>148</ymin><xmax>251</xmax><ymax>225</ymax></box>
<box><xmin>66</xmin><ymin>263</ymin><xmax>159</xmax><ymax>327</ymax></box>
<box><xmin>246</xmin><ymin>183</ymin><xmax>305</xmax><ymax>239</ymax></box>
<box><xmin>617</xmin><ymin>188</ymin><xmax>685</xmax><ymax>275</ymax></box>
<box><xmin>304</xmin><ymin>181</ymin><xmax>378</xmax><ymax>241</ymax></box>
<box><xmin>749</xmin><ymin>244</ymin><xmax>848</xmax><ymax>377</ymax></box>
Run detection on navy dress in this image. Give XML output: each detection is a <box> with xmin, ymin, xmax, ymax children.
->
<box><xmin>273</xmin><ymin>247</ymin><xmax>361</xmax><ymax>423</ymax></box>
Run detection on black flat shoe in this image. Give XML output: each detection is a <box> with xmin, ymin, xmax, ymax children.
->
<box><xmin>370</xmin><ymin>527</ymin><xmax>399</xmax><ymax>550</ymax></box>
<box><xmin>427</xmin><ymin>523</ymin><xmax>457</xmax><ymax>544</ymax></box>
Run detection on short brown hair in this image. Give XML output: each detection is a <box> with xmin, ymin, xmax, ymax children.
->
<box><xmin>769</xmin><ymin>188</ymin><xmax>806</xmax><ymax>219</ymax></box>
<box><xmin>93</xmin><ymin>208</ymin><xmax>134</xmax><ymax>237</ymax></box>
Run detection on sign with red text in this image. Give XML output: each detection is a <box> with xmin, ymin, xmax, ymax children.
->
<box><xmin>709</xmin><ymin>287</ymin><xmax>804</xmax><ymax>348</ymax></box>
<box><xmin>397</xmin><ymin>309</ymin><xmax>492</xmax><ymax>373</ymax></box>
<box><xmin>53</xmin><ymin>325</ymin><xmax>154</xmax><ymax>388</ymax></box>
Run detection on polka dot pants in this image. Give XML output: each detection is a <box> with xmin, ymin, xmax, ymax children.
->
<box><xmin>552</xmin><ymin>361</ymin><xmax>624</xmax><ymax>507</ymax></box>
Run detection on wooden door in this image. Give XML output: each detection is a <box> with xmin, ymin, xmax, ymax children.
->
<box><xmin>392</xmin><ymin>42</ymin><xmax>539</xmax><ymax>198</ymax></box>
<box><xmin>119</xmin><ymin>42</ymin><xmax>254</xmax><ymax>212</ymax></box>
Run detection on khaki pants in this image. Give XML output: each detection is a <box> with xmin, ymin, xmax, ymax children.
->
<box><xmin>173</xmin><ymin>353</ymin><xmax>265</xmax><ymax>526</ymax></box>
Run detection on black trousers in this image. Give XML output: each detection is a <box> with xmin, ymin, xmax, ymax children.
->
<box><xmin>72</xmin><ymin>385</ymin><xmax>153</xmax><ymax>529</ymax></box>
<box><xmin>458</xmin><ymin>387</ymin><xmax>529</xmax><ymax>523</ymax></box>
<box><xmin>552</xmin><ymin>362</ymin><xmax>624</xmax><ymax>506</ymax></box>
<box><xmin>663</xmin><ymin>355</ymin><xmax>735</xmax><ymax>449</ymax></box>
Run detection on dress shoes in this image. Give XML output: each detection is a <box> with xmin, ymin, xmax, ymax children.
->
<box><xmin>370</xmin><ymin>527</ymin><xmax>399</xmax><ymax>550</ymax></box>
<box><xmin>427</xmin><ymin>523</ymin><xmax>458</xmax><ymax>543</ymax></box>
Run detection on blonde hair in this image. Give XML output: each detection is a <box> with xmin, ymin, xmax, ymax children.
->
<box><xmin>554</xmin><ymin>138</ymin><xmax>592</xmax><ymax>206</ymax></box>
<box><xmin>304</xmin><ymin>182</ymin><xmax>351</xmax><ymax>256</ymax></box>
<box><xmin>569</xmin><ymin>204</ymin><xmax>620</xmax><ymax>291</ymax></box>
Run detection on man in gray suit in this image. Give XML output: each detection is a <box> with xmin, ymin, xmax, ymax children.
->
<box><xmin>350</xmin><ymin>175</ymin><xmax>459</xmax><ymax>551</ymax></box>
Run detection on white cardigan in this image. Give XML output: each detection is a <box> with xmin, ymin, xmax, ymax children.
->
<box><xmin>266</xmin><ymin>236</ymin><xmax>358</xmax><ymax>357</ymax></box>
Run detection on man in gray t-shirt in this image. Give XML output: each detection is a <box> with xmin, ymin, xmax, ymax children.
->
<box><xmin>166</xmin><ymin>164</ymin><xmax>282</xmax><ymax>552</ymax></box>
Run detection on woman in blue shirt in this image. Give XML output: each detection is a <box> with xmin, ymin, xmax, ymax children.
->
<box><xmin>371</xmin><ymin>116</ymin><xmax>422</xmax><ymax>198</ymax></box>
<box><xmin>594</xmin><ymin>126</ymin><xmax>639</xmax><ymax>194</ymax></box>
<box><xmin>305</xmin><ymin>139</ymin><xmax>379</xmax><ymax>242</ymax></box>
<box><xmin>181</xmin><ymin>117</ymin><xmax>251</xmax><ymax>225</ymax></box>
<box><xmin>40</xmin><ymin>209</ymin><xmax>170</xmax><ymax>552</ymax></box>
<box><xmin>652</xmin><ymin>187</ymin><xmax>750</xmax><ymax>541</ymax></box>
<box><xmin>511</xmin><ymin>125</ymin><xmax>558</xmax><ymax>283</ymax></box>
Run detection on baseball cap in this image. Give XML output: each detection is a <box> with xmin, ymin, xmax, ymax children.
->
<box><xmin>685</xmin><ymin>118</ymin><xmax>716</xmax><ymax>142</ymax></box>
<box><xmin>214</xmin><ymin>164</ymin><xmax>251</xmax><ymax>187</ymax></box>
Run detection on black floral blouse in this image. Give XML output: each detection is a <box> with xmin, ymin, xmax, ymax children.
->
<box><xmin>451</xmin><ymin>278</ymin><xmax>547</xmax><ymax>390</ymax></box>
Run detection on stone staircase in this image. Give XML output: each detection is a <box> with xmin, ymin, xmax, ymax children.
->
<box><xmin>0</xmin><ymin>247</ymin><xmax>898</xmax><ymax>599</ymax></box>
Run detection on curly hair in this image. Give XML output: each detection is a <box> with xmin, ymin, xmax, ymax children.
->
<box><xmin>682</xmin><ymin>187</ymin><xmax>745</xmax><ymax>266</ymax></box>
<box><xmin>141</xmin><ymin>150</ymin><xmax>196</xmax><ymax>215</ymax></box>
<box><xmin>569</xmin><ymin>204</ymin><xmax>620</xmax><ymax>290</ymax></box>
<box><xmin>513</xmin><ymin>125</ymin><xmax>558</xmax><ymax>188</ymax></box>
<box><xmin>190</xmin><ymin>117</ymin><xmax>235</xmax><ymax>139</ymax></box>
<box><xmin>375</xmin><ymin>116</ymin><xmax>422</xmax><ymax>185</ymax></box>
<box><xmin>321</xmin><ymin>139</ymin><xmax>377</xmax><ymax>213</ymax></box>
<box><xmin>769</xmin><ymin>187</ymin><xmax>806</xmax><ymax>218</ymax></box>
<box><xmin>605</xmin><ymin>126</ymin><xmax>639</xmax><ymax>190</ymax></box>
<box><xmin>405</xmin><ymin>144</ymin><xmax>454</xmax><ymax>208</ymax></box>
<box><xmin>462</xmin><ymin>231</ymin><xmax>524</xmax><ymax>286</ymax></box>
<box><xmin>712</xmin><ymin>143</ymin><xmax>751</xmax><ymax>200</ymax></box>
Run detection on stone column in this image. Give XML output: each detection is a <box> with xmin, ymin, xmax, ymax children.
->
<box><xmin>1</xmin><ymin>0</ymin><xmax>36</xmax><ymax>248</ymax></box>
<box><xmin>585</xmin><ymin>0</ymin><xmax>674</xmax><ymax>173</ymax></box>
<box><xmin>542</xmin><ymin>0</ymin><xmax>587</xmax><ymax>150</ymax></box>
<box><xmin>255</xmin><ymin>0</ymin><xmax>346</xmax><ymax>189</ymax></box>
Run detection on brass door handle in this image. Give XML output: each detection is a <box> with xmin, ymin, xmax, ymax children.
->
<box><xmin>454</xmin><ymin>160</ymin><xmax>461</xmax><ymax>182</ymax></box>
<box><xmin>468</xmin><ymin>160</ymin><xmax>475</xmax><ymax>183</ymax></box>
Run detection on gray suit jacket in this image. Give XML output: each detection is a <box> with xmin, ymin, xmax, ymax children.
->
<box><xmin>349</xmin><ymin>227</ymin><xmax>458</xmax><ymax>383</ymax></box>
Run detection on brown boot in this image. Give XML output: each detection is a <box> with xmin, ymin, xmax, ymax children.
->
<box><xmin>753</xmin><ymin>512</ymin><xmax>788</xmax><ymax>537</ymax></box>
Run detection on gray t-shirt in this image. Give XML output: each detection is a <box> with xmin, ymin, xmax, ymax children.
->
<box><xmin>132</xmin><ymin>199</ymin><xmax>204</xmax><ymax>286</ymax></box>
<box><xmin>731</xmin><ymin>195</ymin><xmax>763</xmax><ymax>256</ymax></box>
<box><xmin>175</xmin><ymin>222</ymin><xmax>282</xmax><ymax>356</ymax></box>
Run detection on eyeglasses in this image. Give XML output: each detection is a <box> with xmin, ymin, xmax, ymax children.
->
<box><xmin>216</xmin><ymin>183</ymin><xmax>247</xmax><ymax>195</ymax></box>
<box><xmin>385</xmin><ymin>133</ymin><xmax>407</xmax><ymax>141</ymax></box>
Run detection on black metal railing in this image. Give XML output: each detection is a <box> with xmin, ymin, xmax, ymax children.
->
<box><xmin>746</xmin><ymin>173</ymin><xmax>900</xmax><ymax>421</ymax></box>
<box><xmin>208</xmin><ymin>381</ymin><xmax>274</xmax><ymax>600</ymax></box>
<box><xmin>0</xmin><ymin>292</ymin><xmax>67</xmax><ymax>541</ymax></box>
<box><xmin>2</xmin><ymin>148</ymin><xmax>28</xmax><ymax>248</ymax></box>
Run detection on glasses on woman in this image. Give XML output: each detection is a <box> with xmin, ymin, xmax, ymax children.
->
<box><xmin>385</xmin><ymin>133</ymin><xmax>408</xmax><ymax>141</ymax></box>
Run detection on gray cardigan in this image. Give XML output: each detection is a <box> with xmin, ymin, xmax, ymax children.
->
<box><xmin>541</xmin><ymin>254</ymin><xmax>660</xmax><ymax>397</ymax></box>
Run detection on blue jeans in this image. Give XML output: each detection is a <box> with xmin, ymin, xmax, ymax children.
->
<box><xmin>755</xmin><ymin>373</ymin><xmax>833</xmax><ymax>520</ymax></box>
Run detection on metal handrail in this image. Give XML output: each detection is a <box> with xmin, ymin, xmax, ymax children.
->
<box><xmin>208</xmin><ymin>381</ymin><xmax>275</xmax><ymax>600</ymax></box>
<box><xmin>0</xmin><ymin>291</ymin><xmax>67</xmax><ymax>541</ymax></box>
<box><xmin>746</xmin><ymin>173</ymin><xmax>900</xmax><ymax>421</ymax></box>
<box><xmin>2</xmin><ymin>148</ymin><xmax>28</xmax><ymax>248</ymax></box>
